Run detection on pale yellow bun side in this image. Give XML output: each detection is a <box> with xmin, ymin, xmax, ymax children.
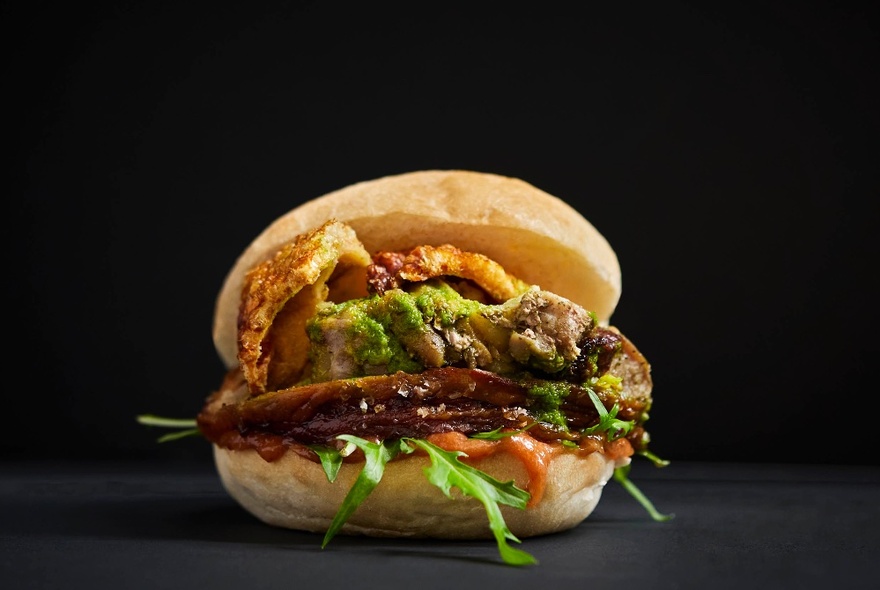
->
<box><xmin>213</xmin><ymin>444</ymin><xmax>626</xmax><ymax>540</ymax></box>
<box><xmin>213</xmin><ymin>170</ymin><xmax>621</xmax><ymax>368</ymax></box>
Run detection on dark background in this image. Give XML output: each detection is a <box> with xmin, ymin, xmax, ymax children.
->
<box><xmin>9</xmin><ymin>1</ymin><xmax>878</xmax><ymax>467</ymax></box>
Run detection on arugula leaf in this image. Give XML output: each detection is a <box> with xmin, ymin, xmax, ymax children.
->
<box><xmin>613</xmin><ymin>464</ymin><xmax>674</xmax><ymax>522</ymax></box>
<box><xmin>137</xmin><ymin>411</ymin><xmax>671</xmax><ymax>563</ymax></box>
<box><xmin>402</xmin><ymin>438</ymin><xmax>537</xmax><ymax>566</ymax></box>
<box><xmin>136</xmin><ymin>415</ymin><xmax>197</xmax><ymax>428</ymax></box>
<box><xmin>310</xmin><ymin>445</ymin><xmax>345</xmax><ymax>482</ymax></box>
<box><xmin>155</xmin><ymin>429</ymin><xmax>201</xmax><ymax>443</ymax></box>
<box><xmin>321</xmin><ymin>435</ymin><xmax>400</xmax><ymax>548</ymax></box>
<box><xmin>581</xmin><ymin>389</ymin><xmax>634</xmax><ymax>441</ymax></box>
<box><xmin>638</xmin><ymin>449</ymin><xmax>671</xmax><ymax>468</ymax></box>
<box><xmin>136</xmin><ymin>415</ymin><xmax>201</xmax><ymax>443</ymax></box>
<box><xmin>470</xmin><ymin>423</ymin><xmax>536</xmax><ymax>440</ymax></box>
<box><xmin>577</xmin><ymin>392</ymin><xmax>673</xmax><ymax>522</ymax></box>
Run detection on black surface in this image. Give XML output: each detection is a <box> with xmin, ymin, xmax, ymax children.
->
<box><xmin>8</xmin><ymin>1</ymin><xmax>880</xmax><ymax>467</ymax></box>
<box><xmin>2</xmin><ymin>460</ymin><xmax>878</xmax><ymax>589</ymax></box>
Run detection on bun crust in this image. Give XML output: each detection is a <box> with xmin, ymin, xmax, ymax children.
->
<box><xmin>213</xmin><ymin>443</ymin><xmax>626</xmax><ymax>539</ymax></box>
<box><xmin>213</xmin><ymin>170</ymin><xmax>621</xmax><ymax>368</ymax></box>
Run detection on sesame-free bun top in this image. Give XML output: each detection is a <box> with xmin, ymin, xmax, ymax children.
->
<box><xmin>213</xmin><ymin>170</ymin><xmax>622</xmax><ymax>368</ymax></box>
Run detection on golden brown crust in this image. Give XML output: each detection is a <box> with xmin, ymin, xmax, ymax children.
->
<box><xmin>236</xmin><ymin>220</ymin><xmax>371</xmax><ymax>393</ymax></box>
<box><xmin>214</xmin><ymin>170</ymin><xmax>621</xmax><ymax>368</ymax></box>
<box><xmin>396</xmin><ymin>244</ymin><xmax>531</xmax><ymax>302</ymax></box>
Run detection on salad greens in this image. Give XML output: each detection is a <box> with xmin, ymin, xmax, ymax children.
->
<box><xmin>136</xmin><ymin>415</ymin><xmax>200</xmax><ymax>443</ymax></box>
<box><xmin>308</xmin><ymin>440</ymin><xmax>356</xmax><ymax>483</ymax></box>
<box><xmin>313</xmin><ymin>435</ymin><xmax>536</xmax><ymax>566</ymax></box>
<box><xmin>321</xmin><ymin>435</ymin><xmax>401</xmax><ymax>547</ymax></box>
<box><xmin>402</xmin><ymin>438</ymin><xmax>536</xmax><ymax>566</ymax></box>
<box><xmin>582</xmin><ymin>388</ymin><xmax>634</xmax><ymax>441</ymax></box>
<box><xmin>580</xmin><ymin>389</ymin><xmax>674</xmax><ymax>522</ymax></box>
<box><xmin>136</xmin><ymin>411</ymin><xmax>672</xmax><ymax>566</ymax></box>
<box><xmin>613</xmin><ymin>463</ymin><xmax>674</xmax><ymax>522</ymax></box>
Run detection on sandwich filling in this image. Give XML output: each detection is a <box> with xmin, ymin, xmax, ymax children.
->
<box><xmin>190</xmin><ymin>218</ymin><xmax>668</xmax><ymax>566</ymax></box>
<box><xmin>198</xmin><ymin>220</ymin><xmax>653</xmax><ymax>457</ymax></box>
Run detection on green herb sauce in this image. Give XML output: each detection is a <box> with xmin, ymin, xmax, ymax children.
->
<box><xmin>526</xmin><ymin>381</ymin><xmax>572</xmax><ymax>428</ymax></box>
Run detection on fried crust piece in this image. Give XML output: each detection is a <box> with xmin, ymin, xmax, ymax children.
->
<box><xmin>373</xmin><ymin>244</ymin><xmax>532</xmax><ymax>302</ymax></box>
<box><xmin>238</xmin><ymin>219</ymin><xmax>371</xmax><ymax>394</ymax></box>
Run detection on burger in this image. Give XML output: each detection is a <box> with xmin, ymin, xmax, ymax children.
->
<box><xmin>191</xmin><ymin>170</ymin><xmax>668</xmax><ymax>565</ymax></box>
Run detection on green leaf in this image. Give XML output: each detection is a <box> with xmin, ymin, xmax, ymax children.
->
<box><xmin>613</xmin><ymin>464</ymin><xmax>674</xmax><ymax>522</ymax></box>
<box><xmin>582</xmin><ymin>389</ymin><xmax>634</xmax><ymax>441</ymax></box>
<box><xmin>321</xmin><ymin>435</ymin><xmax>400</xmax><ymax>548</ymax></box>
<box><xmin>309</xmin><ymin>444</ymin><xmax>350</xmax><ymax>483</ymax></box>
<box><xmin>136</xmin><ymin>415</ymin><xmax>198</xmax><ymax>428</ymax></box>
<box><xmin>402</xmin><ymin>438</ymin><xmax>537</xmax><ymax>566</ymax></box>
<box><xmin>156</xmin><ymin>429</ymin><xmax>201</xmax><ymax>443</ymax></box>
<box><xmin>136</xmin><ymin>414</ymin><xmax>201</xmax><ymax>443</ymax></box>
<box><xmin>638</xmin><ymin>449</ymin><xmax>671</xmax><ymax>468</ymax></box>
<box><xmin>470</xmin><ymin>423</ymin><xmax>536</xmax><ymax>440</ymax></box>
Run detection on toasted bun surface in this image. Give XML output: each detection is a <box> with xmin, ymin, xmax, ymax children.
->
<box><xmin>213</xmin><ymin>444</ymin><xmax>625</xmax><ymax>540</ymax></box>
<box><xmin>213</xmin><ymin>170</ymin><xmax>621</xmax><ymax>368</ymax></box>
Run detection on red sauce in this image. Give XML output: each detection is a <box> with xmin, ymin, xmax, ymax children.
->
<box><xmin>214</xmin><ymin>427</ymin><xmax>633</xmax><ymax>508</ymax></box>
<box><xmin>424</xmin><ymin>432</ymin><xmax>553</xmax><ymax>507</ymax></box>
<box><xmin>425</xmin><ymin>431</ymin><xmax>633</xmax><ymax>507</ymax></box>
<box><xmin>217</xmin><ymin>431</ymin><xmax>313</xmax><ymax>462</ymax></box>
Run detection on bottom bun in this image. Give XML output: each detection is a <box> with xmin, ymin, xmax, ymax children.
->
<box><xmin>213</xmin><ymin>443</ymin><xmax>626</xmax><ymax>539</ymax></box>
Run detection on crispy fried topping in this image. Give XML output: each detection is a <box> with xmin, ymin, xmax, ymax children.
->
<box><xmin>237</xmin><ymin>220</ymin><xmax>371</xmax><ymax>394</ymax></box>
<box><xmin>369</xmin><ymin>244</ymin><xmax>531</xmax><ymax>302</ymax></box>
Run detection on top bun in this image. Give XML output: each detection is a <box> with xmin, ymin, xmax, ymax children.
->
<box><xmin>213</xmin><ymin>170</ymin><xmax>621</xmax><ymax>369</ymax></box>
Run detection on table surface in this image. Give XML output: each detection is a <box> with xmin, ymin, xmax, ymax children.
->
<box><xmin>2</xmin><ymin>459</ymin><xmax>878</xmax><ymax>590</ymax></box>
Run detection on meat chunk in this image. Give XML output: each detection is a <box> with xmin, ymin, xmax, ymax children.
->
<box><xmin>306</xmin><ymin>282</ymin><xmax>599</xmax><ymax>382</ymax></box>
<box><xmin>488</xmin><ymin>287</ymin><xmax>594</xmax><ymax>374</ymax></box>
<box><xmin>198</xmin><ymin>366</ymin><xmax>653</xmax><ymax>449</ymax></box>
